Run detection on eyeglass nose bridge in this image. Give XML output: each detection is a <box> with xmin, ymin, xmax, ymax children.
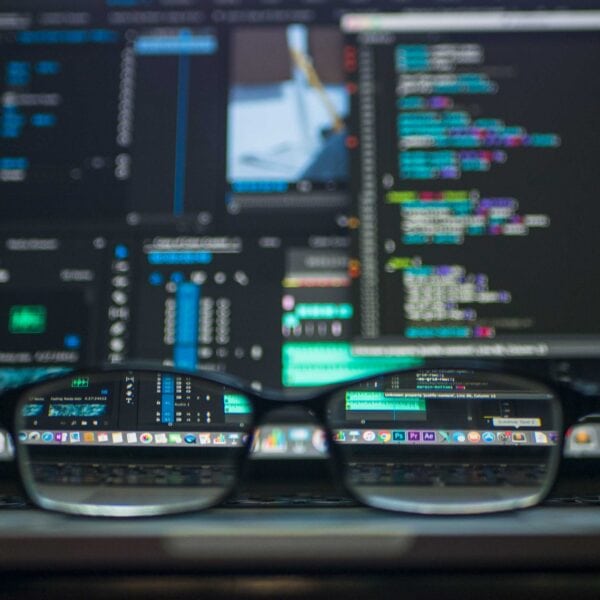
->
<box><xmin>249</xmin><ymin>406</ymin><xmax>330</xmax><ymax>459</ymax></box>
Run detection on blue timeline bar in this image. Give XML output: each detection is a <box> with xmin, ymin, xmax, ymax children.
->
<box><xmin>161</xmin><ymin>375</ymin><xmax>175</xmax><ymax>424</ymax></box>
<box><xmin>173</xmin><ymin>51</ymin><xmax>190</xmax><ymax>217</ymax></box>
<box><xmin>18</xmin><ymin>29</ymin><xmax>117</xmax><ymax>44</ymax></box>
<box><xmin>134</xmin><ymin>32</ymin><xmax>217</xmax><ymax>56</ymax></box>
<box><xmin>133</xmin><ymin>31</ymin><xmax>218</xmax><ymax>216</ymax></box>
<box><xmin>147</xmin><ymin>251</ymin><xmax>213</xmax><ymax>265</ymax></box>
<box><xmin>174</xmin><ymin>282</ymin><xmax>200</xmax><ymax>370</ymax></box>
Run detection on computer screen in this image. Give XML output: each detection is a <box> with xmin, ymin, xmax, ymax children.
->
<box><xmin>1</xmin><ymin>0</ymin><xmax>599</xmax><ymax>398</ymax></box>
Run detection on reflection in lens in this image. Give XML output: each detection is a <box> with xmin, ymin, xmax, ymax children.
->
<box><xmin>328</xmin><ymin>369</ymin><xmax>561</xmax><ymax>514</ymax></box>
<box><xmin>15</xmin><ymin>371</ymin><xmax>253</xmax><ymax>516</ymax></box>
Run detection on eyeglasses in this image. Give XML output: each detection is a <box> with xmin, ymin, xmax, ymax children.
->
<box><xmin>3</xmin><ymin>363</ymin><xmax>564</xmax><ymax>517</ymax></box>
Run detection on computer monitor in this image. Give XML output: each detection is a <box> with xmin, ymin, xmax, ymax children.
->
<box><xmin>1</xmin><ymin>0</ymin><xmax>599</xmax><ymax>400</ymax></box>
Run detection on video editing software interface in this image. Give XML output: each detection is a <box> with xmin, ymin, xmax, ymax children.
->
<box><xmin>1</xmin><ymin>0</ymin><xmax>600</xmax><ymax>404</ymax></box>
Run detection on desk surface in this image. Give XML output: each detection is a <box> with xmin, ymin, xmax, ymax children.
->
<box><xmin>0</xmin><ymin>506</ymin><xmax>599</xmax><ymax>572</ymax></box>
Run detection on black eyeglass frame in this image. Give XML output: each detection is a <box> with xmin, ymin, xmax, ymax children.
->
<box><xmin>0</xmin><ymin>359</ymin><xmax>567</xmax><ymax>518</ymax></box>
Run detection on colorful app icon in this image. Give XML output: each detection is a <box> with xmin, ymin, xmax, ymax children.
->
<box><xmin>422</xmin><ymin>431</ymin><xmax>436</xmax><ymax>442</ymax></box>
<box><xmin>168</xmin><ymin>433</ymin><xmax>183</xmax><ymax>444</ymax></box>
<box><xmin>261</xmin><ymin>429</ymin><xmax>286</xmax><ymax>452</ymax></box>
<box><xmin>452</xmin><ymin>431</ymin><xmax>466</xmax><ymax>443</ymax></box>
<box><xmin>213</xmin><ymin>433</ymin><xmax>226</xmax><ymax>445</ymax></box>
<box><xmin>70</xmin><ymin>432</ymin><xmax>81</xmax><ymax>443</ymax></box>
<box><xmin>467</xmin><ymin>431</ymin><xmax>481</xmax><ymax>443</ymax></box>
<box><xmin>83</xmin><ymin>432</ymin><xmax>95</xmax><ymax>443</ymax></box>
<box><xmin>42</xmin><ymin>432</ymin><xmax>54</xmax><ymax>442</ymax></box>
<box><xmin>334</xmin><ymin>430</ymin><xmax>347</xmax><ymax>442</ymax></box>
<box><xmin>438</xmin><ymin>430</ymin><xmax>450</xmax><ymax>442</ymax></box>
<box><xmin>362</xmin><ymin>430</ymin><xmax>376</xmax><ymax>442</ymax></box>
<box><xmin>198</xmin><ymin>433</ymin><xmax>211</xmax><ymax>445</ymax></box>
<box><xmin>378</xmin><ymin>431</ymin><xmax>392</xmax><ymax>443</ymax></box>
<box><xmin>97</xmin><ymin>432</ymin><xmax>109</xmax><ymax>443</ymax></box>
<box><xmin>126</xmin><ymin>432</ymin><xmax>137</xmax><ymax>443</ymax></box>
<box><xmin>407</xmin><ymin>431</ymin><xmax>421</xmax><ymax>442</ymax></box>
<box><xmin>29</xmin><ymin>431</ymin><xmax>40</xmax><ymax>441</ymax></box>
<box><xmin>574</xmin><ymin>429</ymin><xmax>593</xmax><ymax>444</ymax></box>
<box><xmin>534</xmin><ymin>431</ymin><xmax>548</xmax><ymax>444</ymax></box>
<box><xmin>54</xmin><ymin>432</ymin><xmax>64</xmax><ymax>443</ymax></box>
<box><xmin>18</xmin><ymin>432</ymin><xmax>27</xmax><ymax>442</ymax></box>
<box><xmin>348</xmin><ymin>430</ymin><xmax>361</xmax><ymax>442</ymax></box>
<box><xmin>496</xmin><ymin>431</ymin><xmax>510</xmax><ymax>443</ymax></box>
<box><xmin>289</xmin><ymin>427</ymin><xmax>310</xmax><ymax>442</ymax></box>
<box><xmin>393</xmin><ymin>431</ymin><xmax>406</xmax><ymax>442</ymax></box>
<box><xmin>512</xmin><ymin>432</ymin><xmax>526</xmax><ymax>443</ymax></box>
<box><xmin>184</xmin><ymin>434</ymin><xmax>197</xmax><ymax>444</ymax></box>
<box><xmin>155</xmin><ymin>433</ymin><xmax>168</xmax><ymax>444</ymax></box>
<box><xmin>139</xmin><ymin>432</ymin><xmax>153</xmax><ymax>444</ymax></box>
<box><xmin>112</xmin><ymin>432</ymin><xmax>123</xmax><ymax>444</ymax></box>
<box><xmin>481</xmin><ymin>431</ymin><xmax>495</xmax><ymax>443</ymax></box>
